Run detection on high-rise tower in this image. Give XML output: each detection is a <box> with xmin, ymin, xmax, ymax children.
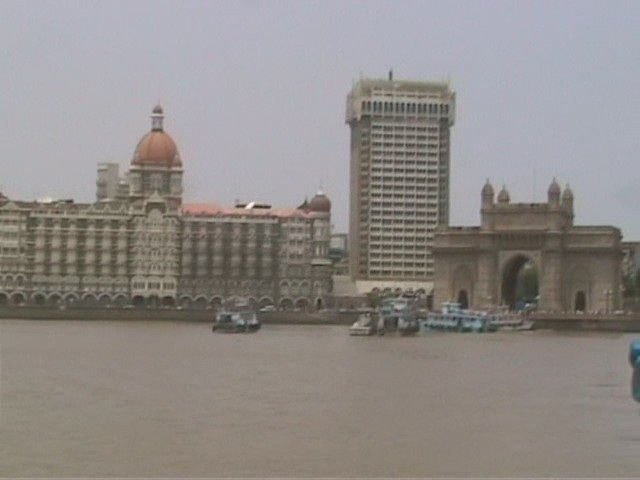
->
<box><xmin>346</xmin><ymin>74</ymin><xmax>455</xmax><ymax>284</ymax></box>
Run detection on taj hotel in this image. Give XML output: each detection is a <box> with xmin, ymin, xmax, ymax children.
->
<box><xmin>0</xmin><ymin>106</ymin><xmax>332</xmax><ymax>310</ymax></box>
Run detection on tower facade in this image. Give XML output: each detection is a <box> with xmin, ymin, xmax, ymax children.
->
<box><xmin>346</xmin><ymin>75</ymin><xmax>455</xmax><ymax>284</ymax></box>
<box><xmin>128</xmin><ymin>105</ymin><xmax>183</xmax><ymax>210</ymax></box>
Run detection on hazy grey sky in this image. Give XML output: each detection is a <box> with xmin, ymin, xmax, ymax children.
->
<box><xmin>1</xmin><ymin>0</ymin><xmax>639</xmax><ymax>237</ymax></box>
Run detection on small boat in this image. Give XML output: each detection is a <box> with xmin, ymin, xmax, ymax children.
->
<box><xmin>212</xmin><ymin>311</ymin><xmax>261</xmax><ymax>333</ymax></box>
<box><xmin>349</xmin><ymin>313</ymin><xmax>377</xmax><ymax>336</ymax></box>
<box><xmin>421</xmin><ymin>302</ymin><xmax>492</xmax><ymax>333</ymax></box>
<box><xmin>422</xmin><ymin>302</ymin><xmax>533</xmax><ymax>333</ymax></box>
<box><xmin>485</xmin><ymin>306</ymin><xmax>526</xmax><ymax>330</ymax></box>
<box><xmin>377</xmin><ymin>298</ymin><xmax>419</xmax><ymax>336</ymax></box>
<box><xmin>212</xmin><ymin>299</ymin><xmax>260</xmax><ymax>333</ymax></box>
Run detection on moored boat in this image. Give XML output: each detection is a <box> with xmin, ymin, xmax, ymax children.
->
<box><xmin>349</xmin><ymin>313</ymin><xmax>377</xmax><ymax>336</ymax></box>
<box><xmin>377</xmin><ymin>297</ymin><xmax>419</xmax><ymax>336</ymax></box>
<box><xmin>421</xmin><ymin>302</ymin><xmax>533</xmax><ymax>333</ymax></box>
<box><xmin>485</xmin><ymin>306</ymin><xmax>528</xmax><ymax>330</ymax></box>
<box><xmin>422</xmin><ymin>302</ymin><xmax>492</xmax><ymax>333</ymax></box>
<box><xmin>212</xmin><ymin>299</ymin><xmax>260</xmax><ymax>333</ymax></box>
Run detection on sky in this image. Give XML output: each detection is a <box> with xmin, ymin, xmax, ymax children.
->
<box><xmin>1</xmin><ymin>0</ymin><xmax>639</xmax><ymax>237</ymax></box>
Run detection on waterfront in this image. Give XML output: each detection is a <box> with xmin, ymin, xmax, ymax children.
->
<box><xmin>1</xmin><ymin>320</ymin><xmax>638</xmax><ymax>477</ymax></box>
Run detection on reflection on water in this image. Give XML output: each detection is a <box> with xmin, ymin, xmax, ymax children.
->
<box><xmin>0</xmin><ymin>319</ymin><xmax>638</xmax><ymax>477</ymax></box>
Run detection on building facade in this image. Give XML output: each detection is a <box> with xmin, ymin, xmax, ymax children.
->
<box><xmin>346</xmin><ymin>73</ymin><xmax>455</xmax><ymax>289</ymax></box>
<box><xmin>433</xmin><ymin>180</ymin><xmax>622</xmax><ymax>313</ymax></box>
<box><xmin>0</xmin><ymin>106</ymin><xmax>332</xmax><ymax>310</ymax></box>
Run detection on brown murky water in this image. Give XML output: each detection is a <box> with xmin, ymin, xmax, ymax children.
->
<box><xmin>0</xmin><ymin>319</ymin><xmax>638</xmax><ymax>477</ymax></box>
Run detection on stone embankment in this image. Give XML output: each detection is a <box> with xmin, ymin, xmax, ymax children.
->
<box><xmin>531</xmin><ymin>312</ymin><xmax>640</xmax><ymax>332</ymax></box>
<box><xmin>2</xmin><ymin>306</ymin><xmax>640</xmax><ymax>332</ymax></box>
<box><xmin>0</xmin><ymin>306</ymin><xmax>359</xmax><ymax>325</ymax></box>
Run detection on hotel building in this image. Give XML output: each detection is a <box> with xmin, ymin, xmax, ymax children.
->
<box><xmin>346</xmin><ymin>74</ymin><xmax>455</xmax><ymax>291</ymax></box>
<box><xmin>0</xmin><ymin>106</ymin><xmax>332</xmax><ymax>310</ymax></box>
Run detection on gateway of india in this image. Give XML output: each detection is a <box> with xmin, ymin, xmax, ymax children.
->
<box><xmin>0</xmin><ymin>106</ymin><xmax>333</xmax><ymax>310</ymax></box>
<box><xmin>433</xmin><ymin>180</ymin><xmax>622</xmax><ymax>313</ymax></box>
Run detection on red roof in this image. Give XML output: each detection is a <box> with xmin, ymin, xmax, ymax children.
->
<box><xmin>182</xmin><ymin>203</ymin><xmax>312</xmax><ymax>219</ymax></box>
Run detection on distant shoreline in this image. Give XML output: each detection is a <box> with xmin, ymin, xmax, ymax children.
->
<box><xmin>0</xmin><ymin>306</ymin><xmax>358</xmax><ymax>325</ymax></box>
<box><xmin>2</xmin><ymin>307</ymin><xmax>640</xmax><ymax>332</ymax></box>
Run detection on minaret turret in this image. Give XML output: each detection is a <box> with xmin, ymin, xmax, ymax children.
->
<box><xmin>548</xmin><ymin>178</ymin><xmax>561</xmax><ymax>206</ymax></box>
<box><xmin>497</xmin><ymin>185</ymin><xmax>510</xmax><ymax>204</ymax></box>
<box><xmin>562</xmin><ymin>183</ymin><xmax>574</xmax><ymax>217</ymax></box>
<box><xmin>481</xmin><ymin>179</ymin><xmax>494</xmax><ymax>208</ymax></box>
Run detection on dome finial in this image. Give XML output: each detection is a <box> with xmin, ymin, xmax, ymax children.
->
<box><xmin>497</xmin><ymin>184</ymin><xmax>510</xmax><ymax>203</ymax></box>
<box><xmin>151</xmin><ymin>104</ymin><xmax>164</xmax><ymax>131</ymax></box>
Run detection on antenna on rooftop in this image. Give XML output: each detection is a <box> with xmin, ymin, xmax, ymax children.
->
<box><xmin>388</xmin><ymin>69</ymin><xmax>393</xmax><ymax>81</ymax></box>
<box><xmin>532</xmin><ymin>165</ymin><xmax>537</xmax><ymax>202</ymax></box>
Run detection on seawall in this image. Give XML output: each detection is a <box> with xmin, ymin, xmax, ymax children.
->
<box><xmin>3</xmin><ymin>307</ymin><xmax>640</xmax><ymax>332</ymax></box>
<box><xmin>0</xmin><ymin>306</ymin><xmax>358</xmax><ymax>325</ymax></box>
<box><xmin>531</xmin><ymin>312</ymin><xmax>640</xmax><ymax>332</ymax></box>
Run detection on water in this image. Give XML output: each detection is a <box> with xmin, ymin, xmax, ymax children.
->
<box><xmin>0</xmin><ymin>319</ymin><xmax>638</xmax><ymax>477</ymax></box>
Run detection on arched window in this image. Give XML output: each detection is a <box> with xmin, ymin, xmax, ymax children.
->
<box><xmin>457</xmin><ymin>290</ymin><xmax>469</xmax><ymax>310</ymax></box>
<box><xmin>574</xmin><ymin>291</ymin><xmax>586</xmax><ymax>312</ymax></box>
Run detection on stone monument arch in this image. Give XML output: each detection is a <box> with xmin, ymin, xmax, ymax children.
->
<box><xmin>434</xmin><ymin>180</ymin><xmax>622</xmax><ymax>312</ymax></box>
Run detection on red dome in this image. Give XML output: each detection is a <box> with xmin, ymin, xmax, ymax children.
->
<box><xmin>132</xmin><ymin>131</ymin><xmax>181</xmax><ymax>167</ymax></box>
<box><xmin>309</xmin><ymin>191</ymin><xmax>331</xmax><ymax>213</ymax></box>
<box><xmin>131</xmin><ymin>105</ymin><xmax>182</xmax><ymax>168</ymax></box>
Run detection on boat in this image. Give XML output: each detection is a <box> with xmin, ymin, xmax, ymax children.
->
<box><xmin>377</xmin><ymin>297</ymin><xmax>420</xmax><ymax>336</ymax></box>
<box><xmin>421</xmin><ymin>302</ymin><xmax>492</xmax><ymax>333</ymax></box>
<box><xmin>349</xmin><ymin>312</ymin><xmax>377</xmax><ymax>336</ymax></box>
<box><xmin>421</xmin><ymin>302</ymin><xmax>533</xmax><ymax>333</ymax></box>
<box><xmin>212</xmin><ymin>299</ymin><xmax>260</xmax><ymax>333</ymax></box>
<box><xmin>485</xmin><ymin>306</ymin><xmax>534</xmax><ymax>331</ymax></box>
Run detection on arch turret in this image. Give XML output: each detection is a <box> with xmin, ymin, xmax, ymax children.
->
<box><xmin>562</xmin><ymin>183</ymin><xmax>574</xmax><ymax>217</ymax></box>
<box><xmin>497</xmin><ymin>185</ymin><xmax>510</xmax><ymax>204</ymax></box>
<box><xmin>548</xmin><ymin>178</ymin><xmax>561</xmax><ymax>206</ymax></box>
<box><xmin>481</xmin><ymin>179</ymin><xmax>494</xmax><ymax>208</ymax></box>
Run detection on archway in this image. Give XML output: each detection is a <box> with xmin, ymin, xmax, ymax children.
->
<box><xmin>316</xmin><ymin>298</ymin><xmax>323</xmax><ymax>311</ymax></box>
<box><xmin>452</xmin><ymin>265</ymin><xmax>473</xmax><ymax>308</ymax></box>
<box><xmin>179</xmin><ymin>296</ymin><xmax>192</xmax><ymax>309</ymax></box>
<box><xmin>11</xmin><ymin>293</ymin><xmax>25</xmax><ymax>306</ymax></box>
<box><xmin>279</xmin><ymin>298</ymin><xmax>293</xmax><ymax>311</ymax></box>
<box><xmin>98</xmin><ymin>294</ymin><xmax>111</xmax><ymax>307</ymax></box>
<box><xmin>64</xmin><ymin>294</ymin><xmax>78</xmax><ymax>308</ymax></box>
<box><xmin>132</xmin><ymin>295</ymin><xmax>146</xmax><ymax>308</ymax></box>
<box><xmin>162</xmin><ymin>296</ymin><xmax>175</xmax><ymax>308</ymax></box>
<box><xmin>193</xmin><ymin>296</ymin><xmax>208</xmax><ymax>310</ymax></box>
<box><xmin>48</xmin><ymin>294</ymin><xmax>62</xmax><ymax>307</ymax></box>
<box><xmin>114</xmin><ymin>295</ymin><xmax>128</xmax><ymax>307</ymax></box>
<box><xmin>32</xmin><ymin>293</ymin><xmax>46</xmax><ymax>306</ymax></box>
<box><xmin>259</xmin><ymin>296</ymin><xmax>274</xmax><ymax>308</ymax></box>
<box><xmin>0</xmin><ymin>293</ymin><xmax>8</xmax><ymax>305</ymax></box>
<box><xmin>210</xmin><ymin>297</ymin><xmax>223</xmax><ymax>310</ymax></box>
<box><xmin>295</xmin><ymin>298</ymin><xmax>310</xmax><ymax>311</ymax></box>
<box><xmin>574</xmin><ymin>291</ymin><xmax>586</xmax><ymax>312</ymax></box>
<box><xmin>457</xmin><ymin>290</ymin><xmax>469</xmax><ymax>309</ymax></box>
<box><xmin>501</xmin><ymin>255</ymin><xmax>538</xmax><ymax>310</ymax></box>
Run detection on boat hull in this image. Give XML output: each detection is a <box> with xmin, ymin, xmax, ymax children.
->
<box><xmin>213</xmin><ymin>310</ymin><xmax>261</xmax><ymax>333</ymax></box>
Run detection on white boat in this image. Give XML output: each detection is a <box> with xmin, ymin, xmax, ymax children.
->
<box><xmin>349</xmin><ymin>313</ymin><xmax>376</xmax><ymax>336</ymax></box>
<box><xmin>212</xmin><ymin>298</ymin><xmax>261</xmax><ymax>333</ymax></box>
<box><xmin>377</xmin><ymin>298</ymin><xmax>420</xmax><ymax>336</ymax></box>
<box><xmin>421</xmin><ymin>302</ymin><xmax>492</xmax><ymax>333</ymax></box>
<box><xmin>422</xmin><ymin>302</ymin><xmax>532</xmax><ymax>333</ymax></box>
<box><xmin>485</xmin><ymin>306</ymin><xmax>530</xmax><ymax>330</ymax></box>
